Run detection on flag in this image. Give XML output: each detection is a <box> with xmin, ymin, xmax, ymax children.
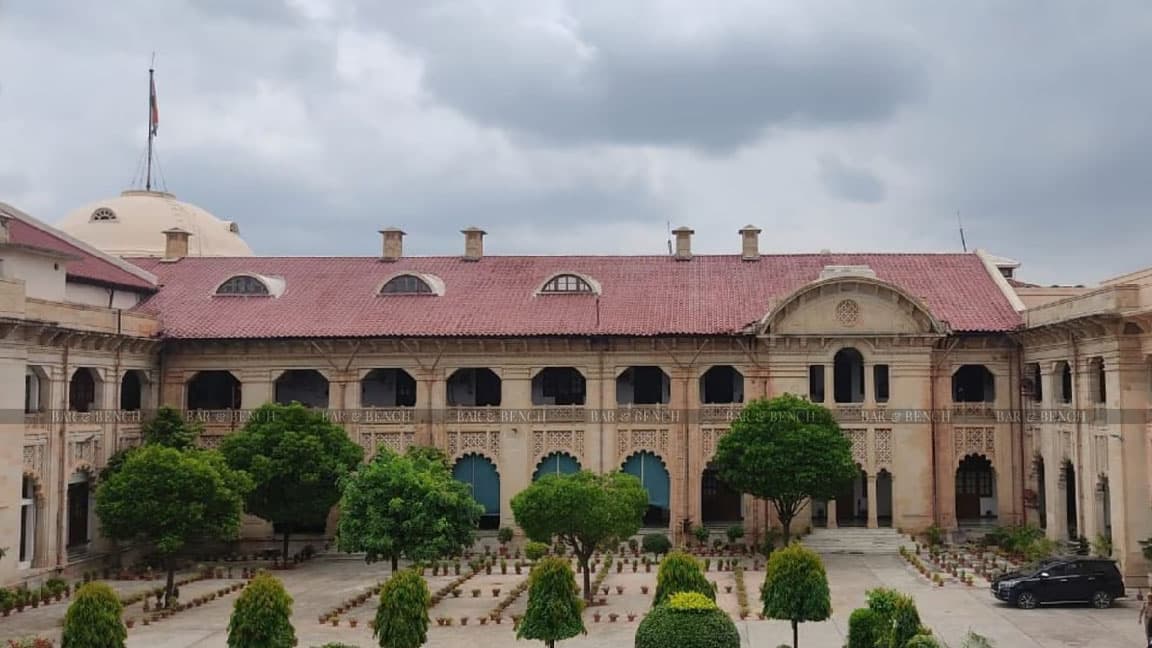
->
<box><xmin>149</xmin><ymin>72</ymin><xmax>159</xmax><ymax>136</ymax></box>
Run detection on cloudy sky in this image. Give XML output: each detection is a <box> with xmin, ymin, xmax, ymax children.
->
<box><xmin>1</xmin><ymin>0</ymin><xmax>1149</xmax><ymax>284</ymax></box>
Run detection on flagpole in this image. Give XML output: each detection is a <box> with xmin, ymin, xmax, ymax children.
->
<box><xmin>146</xmin><ymin>64</ymin><xmax>155</xmax><ymax>191</ymax></box>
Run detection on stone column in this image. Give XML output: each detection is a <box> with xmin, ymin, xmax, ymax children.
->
<box><xmin>826</xmin><ymin>500</ymin><xmax>838</xmax><ymax>529</ymax></box>
<box><xmin>0</xmin><ymin>349</ymin><xmax>27</xmax><ymax>582</ymax></box>
<box><xmin>867</xmin><ymin>473</ymin><xmax>879</xmax><ymax>529</ymax></box>
<box><xmin>239</xmin><ymin>369</ymin><xmax>273</xmax><ymax>410</ymax></box>
<box><xmin>500</xmin><ymin>367</ymin><xmax>533</xmax><ymax>534</ymax></box>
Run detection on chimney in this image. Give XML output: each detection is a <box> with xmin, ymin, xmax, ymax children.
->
<box><xmin>161</xmin><ymin>227</ymin><xmax>191</xmax><ymax>262</ymax></box>
<box><xmin>739</xmin><ymin>224</ymin><xmax>761</xmax><ymax>261</ymax></box>
<box><xmin>379</xmin><ymin>227</ymin><xmax>405</xmax><ymax>262</ymax></box>
<box><xmin>462</xmin><ymin>227</ymin><xmax>486</xmax><ymax>261</ymax></box>
<box><xmin>671</xmin><ymin>226</ymin><xmax>694</xmax><ymax>261</ymax></box>
<box><xmin>0</xmin><ymin>214</ymin><xmax>10</xmax><ymax>244</ymax></box>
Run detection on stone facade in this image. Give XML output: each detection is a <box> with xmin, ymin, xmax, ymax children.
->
<box><xmin>3</xmin><ymin>208</ymin><xmax>1152</xmax><ymax>586</ymax></box>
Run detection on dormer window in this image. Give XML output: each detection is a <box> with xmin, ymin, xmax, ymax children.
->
<box><xmin>216</xmin><ymin>275</ymin><xmax>271</xmax><ymax>296</ymax></box>
<box><xmin>381</xmin><ymin>274</ymin><xmax>434</xmax><ymax>295</ymax></box>
<box><xmin>90</xmin><ymin>207</ymin><xmax>117</xmax><ymax>222</ymax></box>
<box><xmin>541</xmin><ymin>273</ymin><xmax>595</xmax><ymax>294</ymax></box>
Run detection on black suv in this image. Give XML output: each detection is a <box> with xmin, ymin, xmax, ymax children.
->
<box><xmin>991</xmin><ymin>557</ymin><xmax>1126</xmax><ymax>609</ymax></box>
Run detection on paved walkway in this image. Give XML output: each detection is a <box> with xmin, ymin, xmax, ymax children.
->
<box><xmin>1</xmin><ymin>553</ymin><xmax>1144</xmax><ymax>647</ymax></box>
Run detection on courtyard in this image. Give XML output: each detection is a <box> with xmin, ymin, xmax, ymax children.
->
<box><xmin>1</xmin><ymin>550</ymin><xmax>1144</xmax><ymax>648</ymax></box>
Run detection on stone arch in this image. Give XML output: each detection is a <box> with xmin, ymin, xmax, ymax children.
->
<box><xmin>955</xmin><ymin>453</ymin><xmax>997</xmax><ymax>524</ymax></box>
<box><xmin>452</xmin><ymin>452</ymin><xmax>501</xmax><ymax>530</ymax></box>
<box><xmin>621</xmin><ymin>450</ymin><xmax>671</xmax><ymax>527</ymax></box>
<box><xmin>532</xmin><ymin>451</ymin><xmax>582</xmax><ymax>481</ymax></box>
<box><xmin>759</xmin><ymin>276</ymin><xmax>948</xmax><ymax>336</ymax></box>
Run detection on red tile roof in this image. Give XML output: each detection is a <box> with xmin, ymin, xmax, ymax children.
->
<box><xmin>129</xmin><ymin>253</ymin><xmax>1022</xmax><ymax>339</ymax></box>
<box><xmin>6</xmin><ymin>217</ymin><xmax>156</xmax><ymax>291</ymax></box>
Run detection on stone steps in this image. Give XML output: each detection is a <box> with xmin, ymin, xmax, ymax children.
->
<box><xmin>799</xmin><ymin>528</ymin><xmax>908</xmax><ymax>555</ymax></box>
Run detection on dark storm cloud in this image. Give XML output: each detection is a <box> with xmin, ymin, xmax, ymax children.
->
<box><xmin>818</xmin><ymin>155</ymin><xmax>885</xmax><ymax>204</ymax></box>
<box><xmin>361</xmin><ymin>4</ymin><xmax>926</xmax><ymax>151</ymax></box>
<box><xmin>168</xmin><ymin>147</ymin><xmax>665</xmax><ymax>256</ymax></box>
<box><xmin>3</xmin><ymin>0</ymin><xmax>1152</xmax><ymax>284</ymax></box>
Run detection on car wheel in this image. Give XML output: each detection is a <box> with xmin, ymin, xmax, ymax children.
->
<box><xmin>1015</xmin><ymin>591</ymin><xmax>1039</xmax><ymax>609</ymax></box>
<box><xmin>1090</xmin><ymin>591</ymin><xmax>1112</xmax><ymax>609</ymax></box>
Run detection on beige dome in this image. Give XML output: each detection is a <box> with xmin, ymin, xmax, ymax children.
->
<box><xmin>58</xmin><ymin>190</ymin><xmax>253</xmax><ymax>257</ymax></box>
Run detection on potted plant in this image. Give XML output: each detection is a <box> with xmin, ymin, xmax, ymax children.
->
<box><xmin>694</xmin><ymin>525</ymin><xmax>710</xmax><ymax>548</ymax></box>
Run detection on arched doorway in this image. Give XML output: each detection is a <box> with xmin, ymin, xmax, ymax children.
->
<box><xmin>187</xmin><ymin>371</ymin><xmax>241</xmax><ymax>410</ymax></box>
<box><xmin>1097</xmin><ymin>475</ymin><xmax>1111</xmax><ymax>547</ymax></box>
<box><xmin>833</xmin><ymin>348</ymin><xmax>865</xmax><ymax>403</ymax></box>
<box><xmin>621</xmin><ymin>452</ymin><xmax>670</xmax><ymax>527</ymax></box>
<box><xmin>876</xmin><ymin>470</ymin><xmax>893</xmax><ymax>527</ymax></box>
<box><xmin>19</xmin><ymin>476</ymin><xmax>39</xmax><ymax>568</ymax></box>
<box><xmin>452</xmin><ymin>454</ymin><xmax>500</xmax><ymax>530</ymax></box>
<box><xmin>701</xmin><ymin>465</ymin><xmax>742</xmax><ymax>524</ymax></box>
<box><xmin>120</xmin><ymin>370</ymin><xmax>145</xmax><ymax>411</ymax></box>
<box><xmin>69</xmin><ymin>368</ymin><xmax>100</xmax><ymax>412</ymax></box>
<box><xmin>66</xmin><ymin>471</ymin><xmax>93</xmax><ymax>552</ymax></box>
<box><xmin>835</xmin><ymin>466</ymin><xmax>867</xmax><ymax>526</ymax></box>
<box><xmin>533</xmin><ymin>452</ymin><xmax>581</xmax><ymax>481</ymax></box>
<box><xmin>1062</xmin><ymin>460</ymin><xmax>1078</xmax><ymax>539</ymax></box>
<box><xmin>956</xmin><ymin>454</ymin><xmax>996</xmax><ymax>524</ymax></box>
<box><xmin>275</xmin><ymin>370</ymin><xmax>329</xmax><ymax>408</ymax></box>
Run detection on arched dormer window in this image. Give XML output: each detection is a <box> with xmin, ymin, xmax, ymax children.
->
<box><xmin>540</xmin><ymin>273</ymin><xmax>597</xmax><ymax>294</ymax></box>
<box><xmin>216</xmin><ymin>275</ymin><xmax>271</xmax><ymax>296</ymax></box>
<box><xmin>380</xmin><ymin>274</ymin><xmax>434</xmax><ymax>295</ymax></box>
<box><xmin>90</xmin><ymin>207</ymin><xmax>117</xmax><ymax>222</ymax></box>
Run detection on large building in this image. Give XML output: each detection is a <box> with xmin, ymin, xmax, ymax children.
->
<box><xmin>2</xmin><ymin>191</ymin><xmax>1150</xmax><ymax>588</ymax></box>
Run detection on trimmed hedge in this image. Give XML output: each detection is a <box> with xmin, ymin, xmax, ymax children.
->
<box><xmin>524</xmin><ymin>541</ymin><xmax>550</xmax><ymax>562</ymax></box>
<box><xmin>652</xmin><ymin>551</ymin><xmax>714</xmax><ymax>607</ymax></box>
<box><xmin>642</xmin><ymin>533</ymin><xmax>672</xmax><ymax>556</ymax></box>
<box><xmin>227</xmin><ymin>572</ymin><xmax>295</xmax><ymax>648</ymax></box>
<box><xmin>847</xmin><ymin>607</ymin><xmax>882</xmax><ymax>648</ymax></box>
<box><xmin>62</xmin><ymin>582</ymin><xmax>126</xmax><ymax>648</ymax></box>
<box><xmin>635</xmin><ymin>592</ymin><xmax>740</xmax><ymax>648</ymax></box>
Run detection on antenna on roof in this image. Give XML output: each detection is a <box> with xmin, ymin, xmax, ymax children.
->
<box><xmin>666</xmin><ymin>219</ymin><xmax>672</xmax><ymax>255</ymax></box>
<box><xmin>957</xmin><ymin>210</ymin><xmax>968</xmax><ymax>252</ymax></box>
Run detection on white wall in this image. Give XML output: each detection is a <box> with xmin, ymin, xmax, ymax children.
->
<box><xmin>0</xmin><ymin>249</ymin><xmax>66</xmax><ymax>301</ymax></box>
<box><xmin>64</xmin><ymin>283</ymin><xmax>142</xmax><ymax>309</ymax></box>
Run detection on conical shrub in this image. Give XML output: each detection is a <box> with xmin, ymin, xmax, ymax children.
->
<box><xmin>226</xmin><ymin>572</ymin><xmax>295</xmax><ymax>648</ymax></box>
<box><xmin>652</xmin><ymin>551</ymin><xmax>715</xmax><ymax>607</ymax></box>
<box><xmin>374</xmin><ymin>569</ymin><xmax>430</xmax><ymax>648</ymax></box>
<box><xmin>62</xmin><ymin>582</ymin><xmax>126</xmax><ymax>648</ymax></box>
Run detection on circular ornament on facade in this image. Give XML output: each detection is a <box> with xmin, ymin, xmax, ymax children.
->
<box><xmin>835</xmin><ymin>299</ymin><xmax>860</xmax><ymax>327</ymax></box>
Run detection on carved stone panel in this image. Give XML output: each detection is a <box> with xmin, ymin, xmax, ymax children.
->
<box><xmin>954</xmin><ymin>427</ymin><xmax>996</xmax><ymax>461</ymax></box>
<box><xmin>873</xmin><ymin>428</ymin><xmax>893</xmax><ymax>470</ymax></box>
<box><xmin>616</xmin><ymin>428</ymin><xmax>670</xmax><ymax>464</ymax></box>
<box><xmin>531</xmin><ymin>430</ymin><xmax>585</xmax><ymax>463</ymax></box>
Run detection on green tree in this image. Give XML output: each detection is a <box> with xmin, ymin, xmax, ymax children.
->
<box><xmin>338</xmin><ymin>447</ymin><xmax>482</xmax><ymax>570</ymax></box>
<box><xmin>511</xmin><ymin>470</ymin><xmax>647</xmax><ymax>604</ymax></box>
<box><xmin>635</xmin><ymin>592</ymin><xmax>740</xmax><ymax>648</ymax></box>
<box><xmin>373</xmin><ymin>569</ymin><xmax>430</xmax><ymax>648</ymax></box>
<box><xmin>516</xmin><ymin>557</ymin><xmax>585</xmax><ymax>648</ymax></box>
<box><xmin>226</xmin><ymin>572</ymin><xmax>295</xmax><ymax>648</ymax></box>
<box><xmin>713</xmin><ymin>395</ymin><xmax>858</xmax><ymax>541</ymax></box>
<box><xmin>96</xmin><ymin>445</ymin><xmax>251</xmax><ymax>604</ymax></box>
<box><xmin>61</xmin><ymin>582</ymin><xmax>126</xmax><ymax>648</ymax></box>
<box><xmin>221</xmin><ymin>402</ymin><xmax>364</xmax><ymax>562</ymax></box>
<box><xmin>100</xmin><ymin>406</ymin><xmax>201</xmax><ymax>482</ymax></box>
<box><xmin>142</xmin><ymin>405</ymin><xmax>201</xmax><ymax>449</ymax></box>
<box><xmin>652</xmin><ymin>551</ymin><xmax>715</xmax><ymax>608</ymax></box>
<box><xmin>762</xmin><ymin>543</ymin><xmax>831</xmax><ymax>648</ymax></box>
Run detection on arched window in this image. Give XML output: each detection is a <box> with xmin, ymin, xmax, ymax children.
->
<box><xmin>216</xmin><ymin>275</ymin><xmax>270</xmax><ymax>296</ymax></box>
<box><xmin>833</xmin><ymin>348</ymin><xmax>865</xmax><ymax>403</ymax></box>
<box><xmin>541</xmin><ymin>274</ymin><xmax>594</xmax><ymax>294</ymax></box>
<box><xmin>380</xmin><ymin>275</ymin><xmax>433</xmax><ymax>295</ymax></box>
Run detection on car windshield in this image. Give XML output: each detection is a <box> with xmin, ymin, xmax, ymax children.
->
<box><xmin>1018</xmin><ymin>559</ymin><xmax>1061</xmax><ymax>575</ymax></box>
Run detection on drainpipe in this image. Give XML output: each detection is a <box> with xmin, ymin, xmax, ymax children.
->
<box><xmin>56</xmin><ymin>343</ymin><xmax>70</xmax><ymax>570</ymax></box>
<box><xmin>930</xmin><ymin>347</ymin><xmax>939</xmax><ymax>527</ymax></box>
